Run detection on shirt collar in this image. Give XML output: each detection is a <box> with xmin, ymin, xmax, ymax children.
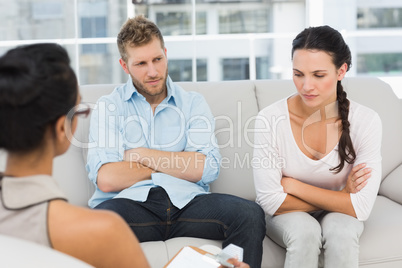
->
<box><xmin>123</xmin><ymin>75</ymin><xmax>177</xmax><ymax>106</ymax></box>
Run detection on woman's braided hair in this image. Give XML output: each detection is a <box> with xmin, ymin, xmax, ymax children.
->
<box><xmin>292</xmin><ymin>25</ymin><xmax>356</xmax><ymax>173</ymax></box>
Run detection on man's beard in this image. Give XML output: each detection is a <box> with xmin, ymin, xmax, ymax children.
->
<box><xmin>130</xmin><ymin>68</ymin><xmax>169</xmax><ymax>98</ymax></box>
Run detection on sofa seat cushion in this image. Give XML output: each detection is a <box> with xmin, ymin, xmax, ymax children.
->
<box><xmin>379</xmin><ymin>164</ymin><xmax>402</xmax><ymax>205</ymax></box>
<box><xmin>140</xmin><ymin>241</ymin><xmax>170</xmax><ymax>268</ymax></box>
<box><xmin>140</xmin><ymin>236</ymin><xmax>286</xmax><ymax>268</ymax></box>
<box><xmin>359</xmin><ymin>195</ymin><xmax>402</xmax><ymax>267</ymax></box>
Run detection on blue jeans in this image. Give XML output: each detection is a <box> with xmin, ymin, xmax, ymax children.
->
<box><xmin>95</xmin><ymin>186</ymin><xmax>265</xmax><ymax>268</ymax></box>
<box><xmin>266</xmin><ymin>211</ymin><xmax>364</xmax><ymax>268</ymax></box>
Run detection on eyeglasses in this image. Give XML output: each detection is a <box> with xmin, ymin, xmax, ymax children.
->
<box><xmin>67</xmin><ymin>103</ymin><xmax>91</xmax><ymax>120</ymax></box>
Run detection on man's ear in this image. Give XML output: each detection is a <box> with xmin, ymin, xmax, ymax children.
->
<box><xmin>337</xmin><ymin>63</ymin><xmax>348</xmax><ymax>81</ymax></box>
<box><xmin>119</xmin><ymin>58</ymin><xmax>130</xmax><ymax>74</ymax></box>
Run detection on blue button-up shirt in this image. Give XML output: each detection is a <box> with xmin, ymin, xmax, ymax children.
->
<box><xmin>86</xmin><ymin>76</ymin><xmax>221</xmax><ymax>209</ymax></box>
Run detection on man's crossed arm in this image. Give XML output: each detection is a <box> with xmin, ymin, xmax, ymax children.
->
<box><xmin>97</xmin><ymin>148</ymin><xmax>206</xmax><ymax>193</ymax></box>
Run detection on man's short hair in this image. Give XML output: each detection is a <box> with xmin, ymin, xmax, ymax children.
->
<box><xmin>117</xmin><ymin>15</ymin><xmax>165</xmax><ymax>62</ymax></box>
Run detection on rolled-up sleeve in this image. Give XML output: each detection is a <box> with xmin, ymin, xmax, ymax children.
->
<box><xmin>350</xmin><ymin>113</ymin><xmax>382</xmax><ymax>221</ymax></box>
<box><xmin>86</xmin><ymin>96</ymin><xmax>124</xmax><ymax>185</ymax></box>
<box><xmin>184</xmin><ymin>94</ymin><xmax>221</xmax><ymax>186</ymax></box>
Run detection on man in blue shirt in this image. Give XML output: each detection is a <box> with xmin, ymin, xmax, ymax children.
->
<box><xmin>86</xmin><ymin>15</ymin><xmax>265</xmax><ymax>267</ymax></box>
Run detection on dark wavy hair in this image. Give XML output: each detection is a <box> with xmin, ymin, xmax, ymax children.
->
<box><xmin>0</xmin><ymin>43</ymin><xmax>78</xmax><ymax>153</ymax></box>
<box><xmin>292</xmin><ymin>25</ymin><xmax>356</xmax><ymax>173</ymax></box>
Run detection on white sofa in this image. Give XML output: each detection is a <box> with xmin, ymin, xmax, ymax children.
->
<box><xmin>2</xmin><ymin>77</ymin><xmax>402</xmax><ymax>267</ymax></box>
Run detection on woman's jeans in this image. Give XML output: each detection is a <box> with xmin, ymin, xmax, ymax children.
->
<box><xmin>266</xmin><ymin>211</ymin><xmax>364</xmax><ymax>268</ymax></box>
<box><xmin>95</xmin><ymin>186</ymin><xmax>266</xmax><ymax>268</ymax></box>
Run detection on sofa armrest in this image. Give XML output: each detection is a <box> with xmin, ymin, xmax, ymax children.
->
<box><xmin>379</xmin><ymin>163</ymin><xmax>402</xmax><ymax>205</ymax></box>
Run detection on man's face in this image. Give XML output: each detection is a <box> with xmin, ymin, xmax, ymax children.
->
<box><xmin>119</xmin><ymin>37</ymin><xmax>168</xmax><ymax>104</ymax></box>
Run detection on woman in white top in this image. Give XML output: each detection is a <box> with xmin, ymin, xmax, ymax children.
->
<box><xmin>0</xmin><ymin>44</ymin><xmax>150</xmax><ymax>268</ymax></box>
<box><xmin>253</xmin><ymin>26</ymin><xmax>382</xmax><ymax>268</ymax></box>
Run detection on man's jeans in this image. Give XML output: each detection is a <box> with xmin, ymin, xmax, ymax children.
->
<box><xmin>95</xmin><ymin>186</ymin><xmax>266</xmax><ymax>268</ymax></box>
<box><xmin>266</xmin><ymin>211</ymin><xmax>364</xmax><ymax>268</ymax></box>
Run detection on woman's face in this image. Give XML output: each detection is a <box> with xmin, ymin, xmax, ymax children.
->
<box><xmin>292</xmin><ymin>49</ymin><xmax>347</xmax><ymax>110</ymax></box>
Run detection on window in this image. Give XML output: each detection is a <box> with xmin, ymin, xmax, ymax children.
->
<box><xmin>357</xmin><ymin>53</ymin><xmax>402</xmax><ymax>75</ymax></box>
<box><xmin>222</xmin><ymin>58</ymin><xmax>249</xmax><ymax>80</ymax></box>
<box><xmin>168</xmin><ymin>59</ymin><xmax>207</xmax><ymax>81</ymax></box>
<box><xmin>0</xmin><ymin>0</ymin><xmax>401</xmax><ymax>89</ymax></box>
<box><xmin>157</xmin><ymin>12</ymin><xmax>207</xmax><ymax>35</ymax></box>
<box><xmin>219</xmin><ymin>9</ymin><xmax>269</xmax><ymax>34</ymax></box>
<box><xmin>81</xmin><ymin>17</ymin><xmax>107</xmax><ymax>54</ymax></box>
<box><xmin>357</xmin><ymin>8</ymin><xmax>402</xmax><ymax>29</ymax></box>
<box><xmin>0</xmin><ymin>1</ymin><xmax>74</xmax><ymax>40</ymax></box>
<box><xmin>256</xmin><ymin>57</ymin><xmax>270</xmax><ymax>80</ymax></box>
<box><xmin>32</xmin><ymin>2</ymin><xmax>63</xmax><ymax>20</ymax></box>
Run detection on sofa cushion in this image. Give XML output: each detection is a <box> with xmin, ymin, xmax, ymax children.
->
<box><xmin>379</xmin><ymin>164</ymin><xmax>402</xmax><ymax>205</ymax></box>
<box><xmin>254</xmin><ymin>79</ymin><xmax>296</xmax><ymax>111</ymax></box>
<box><xmin>359</xmin><ymin>195</ymin><xmax>402</xmax><ymax>267</ymax></box>
<box><xmin>140</xmin><ymin>241</ymin><xmax>170</xmax><ymax>268</ymax></box>
<box><xmin>178</xmin><ymin>81</ymin><xmax>260</xmax><ymax>201</ymax></box>
<box><xmin>0</xmin><ymin>150</ymin><xmax>5</xmax><ymax>172</ymax></box>
<box><xmin>343</xmin><ymin>77</ymin><xmax>402</xmax><ymax>181</ymax></box>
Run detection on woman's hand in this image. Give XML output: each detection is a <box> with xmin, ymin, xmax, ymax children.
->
<box><xmin>342</xmin><ymin>163</ymin><xmax>371</xmax><ymax>194</ymax></box>
<box><xmin>221</xmin><ymin>258</ymin><xmax>250</xmax><ymax>268</ymax></box>
<box><xmin>281</xmin><ymin>176</ymin><xmax>298</xmax><ymax>194</ymax></box>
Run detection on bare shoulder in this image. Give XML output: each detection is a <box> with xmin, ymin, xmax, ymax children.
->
<box><xmin>48</xmin><ymin>200</ymin><xmax>149</xmax><ymax>268</ymax></box>
<box><xmin>48</xmin><ymin>200</ymin><xmax>124</xmax><ymax>235</ymax></box>
<box><xmin>48</xmin><ymin>200</ymin><xmax>127</xmax><ymax>252</ymax></box>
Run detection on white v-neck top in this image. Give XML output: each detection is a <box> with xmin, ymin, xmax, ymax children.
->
<box><xmin>253</xmin><ymin>97</ymin><xmax>382</xmax><ymax>221</ymax></box>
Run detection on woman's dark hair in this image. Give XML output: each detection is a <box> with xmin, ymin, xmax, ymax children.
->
<box><xmin>292</xmin><ymin>25</ymin><xmax>355</xmax><ymax>173</ymax></box>
<box><xmin>0</xmin><ymin>43</ymin><xmax>78</xmax><ymax>153</ymax></box>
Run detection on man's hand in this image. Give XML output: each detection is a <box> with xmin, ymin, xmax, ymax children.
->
<box><xmin>123</xmin><ymin>147</ymin><xmax>205</xmax><ymax>183</ymax></box>
<box><xmin>342</xmin><ymin>163</ymin><xmax>371</xmax><ymax>194</ymax></box>
<box><xmin>123</xmin><ymin>147</ymin><xmax>143</xmax><ymax>162</ymax></box>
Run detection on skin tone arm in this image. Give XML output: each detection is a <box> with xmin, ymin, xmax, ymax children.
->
<box><xmin>275</xmin><ymin>163</ymin><xmax>372</xmax><ymax>217</ymax></box>
<box><xmin>97</xmin><ymin>161</ymin><xmax>154</xmax><ymax>193</ymax></box>
<box><xmin>49</xmin><ymin>200</ymin><xmax>150</xmax><ymax>268</ymax></box>
<box><xmin>97</xmin><ymin>147</ymin><xmax>206</xmax><ymax>193</ymax></box>
<box><xmin>274</xmin><ymin>194</ymin><xmax>320</xmax><ymax>215</ymax></box>
<box><xmin>124</xmin><ymin>147</ymin><xmax>206</xmax><ymax>183</ymax></box>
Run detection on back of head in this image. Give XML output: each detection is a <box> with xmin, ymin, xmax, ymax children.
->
<box><xmin>291</xmin><ymin>25</ymin><xmax>351</xmax><ymax>71</ymax></box>
<box><xmin>117</xmin><ymin>14</ymin><xmax>165</xmax><ymax>62</ymax></box>
<box><xmin>0</xmin><ymin>43</ymin><xmax>78</xmax><ymax>153</ymax></box>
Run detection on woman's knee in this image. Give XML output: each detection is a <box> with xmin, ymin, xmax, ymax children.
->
<box><xmin>321</xmin><ymin>213</ymin><xmax>364</xmax><ymax>244</ymax></box>
<box><xmin>267</xmin><ymin>212</ymin><xmax>322</xmax><ymax>248</ymax></box>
